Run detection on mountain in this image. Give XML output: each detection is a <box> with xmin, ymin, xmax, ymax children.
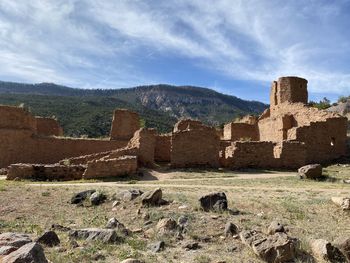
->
<box><xmin>0</xmin><ymin>81</ymin><xmax>267</xmax><ymax>137</ymax></box>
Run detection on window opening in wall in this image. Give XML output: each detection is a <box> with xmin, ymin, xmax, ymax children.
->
<box><xmin>330</xmin><ymin>137</ymin><xmax>335</xmax><ymax>146</ymax></box>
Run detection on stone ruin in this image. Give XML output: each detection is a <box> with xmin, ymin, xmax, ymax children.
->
<box><xmin>1</xmin><ymin>76</ymin><xmax>348</xmax><ymax>181</ymax></box>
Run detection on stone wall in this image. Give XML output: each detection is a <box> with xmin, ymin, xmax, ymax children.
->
<box><xmin>171</xmin><ymin>125</ymin><xmax>220</xmax><ymax>168</ymax></box>
<box><xmin>110</xmin><ymin>109</ymin><xmax>140</xmax><ymax>140</ymax></box>
<box><xmin>83</xmin><ymin>156</ymin><xmax>137</xmax><ymax>179</ymax></box>
<box><xmin>36</xmin><ymin>117</ymin><xmax>63</xmax><ymax>136</ymax></box>
<box><xmin>270</xmin><ymin>76</ymin><xmax>308</xmax><ymax>107</ymax></box>
<box><xmin>173</xmin><ymin>119</ymin><xmax>204</xmax><ymax>132</ymax></box>
<box><xmin>7</xmin><ymin>163</ymin><xmax>86</xmax><ymax>181</ymax></box>
<box><xmin>155</xmin><ymin>134</ymin><xmax>171</xmax><ymax>162</ymax></box>
<box><xmin>223</xmin><ymin>122</ymin><xmax>259</xmax><ymax>141</ymax></box>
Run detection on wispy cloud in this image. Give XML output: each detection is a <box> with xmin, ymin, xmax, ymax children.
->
<box><xmin>0</xmin><ymin>0</ymin><xmax>349</xmax><ymax>97</ymax></box>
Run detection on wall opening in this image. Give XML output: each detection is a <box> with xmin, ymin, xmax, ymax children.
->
<box><xmin>331</xmin><ymin>137</ymin><xmax>335</xmax><ymax>147</ymax></box>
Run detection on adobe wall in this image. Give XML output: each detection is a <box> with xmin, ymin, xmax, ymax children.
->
<box><xmin>127</xmin><ymin>128</ymin><xmax>156</xmax><ymax>167</ymax></box>
<box><xmin>83</xmin><ymin>156</ymin><xmax>137</xmax><ymax>179</ymax></box>
<box><xmin>7</xmin><ymin>163</ymin><xmax>86</xmax><ymax>181</ymax></box>
<box><xmin>0</xmin><ymin>129</ymin><xmax>128</xmax><ymax>168</ymax></box>
<box><xmin>155</xmin><ymin>134</ymin><xmax>171</xmax><ymax>162</ymax></box>
<box><xmin>223</xmin><ymin>122</ymin><xmax>259</xmax><ymax>141</ymax></box>
<box><xmin>0</xmin><ymin>105</ymin><xmax>37</xmax><ymax>132</ymax></box>
<box><xmin>110</xmin><ymin>109</ymin><xmax>140</xmax><ymax>140</ymax></box>
<box><xmin>173</xmin><ymin>119</ymin><xmax>204</xmax><ymax>132</ymax></box>
<box><xmin>274</xmin><ymin>141</ymin><xmax>307</xmax><ymax>168</ymax></box>
<box><xmin>36</xmin><ymin>117</ymin><xmax>64</xmax><ymax>137</ymax></box>
<box><xmin>270</xmin><ymin>76</ymin><xmax>308</xmax><ymax>107</ymax></box>
<box><xmin>171</xmin><ymin>125</ymin><xmax>220</xmax><ymax>168</ymax></box>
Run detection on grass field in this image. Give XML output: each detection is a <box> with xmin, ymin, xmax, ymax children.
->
<box><xmin>0</xmin><ymin>165</ymin><xmax>349</xmax><ymax>262</ymax></box>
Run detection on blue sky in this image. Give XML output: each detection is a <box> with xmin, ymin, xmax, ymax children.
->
<box><xmin>0</xmin><ymin>0</ymin><xmax>350</xmax><ymax>103</ymax></box>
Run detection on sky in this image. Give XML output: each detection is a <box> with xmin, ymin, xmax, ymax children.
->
<box><xmin>0</xmin><ymin>0</ymin><xmax>350</xmax><ymax>103</ymax></box>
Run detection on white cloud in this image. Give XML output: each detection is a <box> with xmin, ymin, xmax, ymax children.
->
<box><xmin>0</xmin><ymin>0</ymin><xmax>349</xmax><ymax>96</ymax></box>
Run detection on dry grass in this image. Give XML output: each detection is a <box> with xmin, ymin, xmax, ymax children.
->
<box><xmin>0</xmin><ymin>164</ymin><xmax>349</xmax><ymax>262</ymax></box>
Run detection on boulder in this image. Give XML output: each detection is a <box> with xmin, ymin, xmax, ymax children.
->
<box><xmin>106</xmin><ymin>218</ymin><xmax>130</xmax><ymax>235</ymax></box>
<box><xmin>310</xmin><ymin>239</ymin><xmax>346</xmax><ymax>262</ymax></box>
<box><xmin>334</xmin><ymin>237</ymin><xmax>350</xmax><ymax>261</ymax></box>
<box><xmin>141</xmin><ymin>188</ymin><xmax>163</xmax><ymax>206</ymax></box>
<box><xmin>240</xmin><ymin>230</ymin><xmax>297</xmax><ymax>263</ymax></box>
<box><xmin>224</xmin><ymin>222</ymin><xmax>238</xmax><ymax>237</ymax></box>
<box><xmin>156</xmin><ymin>218</ymin><xmax>178</xmax><ymax>235</ymax></box>
<box><xmin>70</xmin><ymin>189</ymin><xmax>96</xmax><ymax>204</ymax></box>
<box><xmin>0</xmin><ymin>246</ymin><xmax>17</xmax><ymax>256</ymax></box>
<box><xmin>298</xmin><ymin>164</ymin><xmax>322</xmax><ymax>179</ymax></box>
<box><xmin>89</xmin><ymin>191</ymin><xmax>107</xmax><ymax>206</ymax></box>
<box><xmin>148</xmin><ymin>241</ymin><xmax>165</xmax><ymax>253</ymax></box>
<box><xmin>267</xmin><ymin>221</ymin><xmax>285</xmax><ymax>235</ymax></box>
<box><xmin>199</xmin><ymin>192</ymin><xmax>228</xmax><ymax>212</ymax></box>
<box><xmin>116</xmin><ymin>189</ymin><xmax>143</xmax><ymax>201</ymax></box>
<box><xmin>36</xmin><ymin>231</ymin><xmax>60</xmax><ymax>247</ymax></box>
<box><xmin>0</xmin><ymin>232</ymin><xmax>32</xmax><ymax>248</ymax></box>
<box><xmin>332</xmin><ymin>197</ymin><xmax>350</xmax><ymax>210</ymax></box>
<box><xmin>68</xmin><ymin>228</ymin><xmax>118</xmax><ymax>243</ymax></box>
<box><xmin>2</xmin><ymin>242</ymin><xmax>48</xmax><ymax>263</ymax></box>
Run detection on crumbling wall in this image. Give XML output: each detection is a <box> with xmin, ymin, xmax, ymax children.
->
<box><xmin>171</xmin><ymin>125</ymin><xmax>220</xmax><ymax>168</ymax></box>
<box><xmin>223</xmin><ymin>122</ymin><xmax>259</xmax><ymax>141</ymax></box>
<box><xmin>110</xmin><ymin>109</ymin><xmax>140</xmax><ymax>140</ymax></box>
<box><xmin>270</xmin><ymin>76</ymin><xmax>308</xmax><ymax>107</ymax></box>
<box><xmin>173</xmin><ymin>119</ymin><xmax>204</xmax><ymax>132</ymax></box>
<box><xmin>258</xmin><ymin>114</ymin><xmax>295</xmax><ymax>141</ymax></box>
<box><xmin>7</xmin><ymin>163</ymin><xmax>86</xmax><ymax>181</ymax></box>
<box><xmin>36</xmin><ymin>117</ymin><xmax>63</xmax><ymax>137</ymax></box>
<box><xmin>274</xmin><ymin>141</ymin><xmax>307</xmax><ymax>168</ymax></box>
<box><xmin>127</xmin><ymin>128</ymin><xmax>156</xmax><ymax>167</ymax></box>
<box><xmin>221</xmin><ymin>141</ymin><xmax>276</xmax><ymax>169</ymax></box>
<box><xmin>155</xmin><ymin>134</ymin><xmax>171</xmax><ymax>162</ymax></box>
<box><xmin>83</xmin><ymin>155</ymin><xmax>137</xmax><ymax>179</ymax></box>
<box><xmin>0</xmin><ymin>106</ymin><xmax>37</xmax><ymax>132</ymax></box>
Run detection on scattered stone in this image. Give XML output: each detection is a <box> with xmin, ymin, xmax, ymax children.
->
<box><xmin>156</xmin><ymin>218</ymin><xmax>178</xmax><ymax>235</ymax></box>
<box><xmin>148</xmin><ymin>241</ymin><xmax>165</xmax><ymax>253</ymax></box>
<box><xmin>120</xmin><ymin>259</ymin><xmax>144</xmax><ymax>263</ymax></box>
<box><xmin>240</xmin><ymin>230</ymin><xmax>298</xmax><ymax>263</ymax></box>
<box><xmin>310</xmin><ymin>239</ymin><xmax>346</xmax><ymax>262</ymax></box>
<box><xmin>90</xmin><ymin>191</ymin><xmax>107</xmax><ymax>206</ymax></box>
<box><xmin>298</xmin><ymin>164</ymin><xmax>322</xmax><ymax>179</ymax></box>
<box><xmin>70</xmin><ymin>189</ymin><xmax>96</xmax><ymax>204</ymax></box>
<box><xmin>0</xmin><ymin>246</ymin><xmax>17</xmax><ymax>256</ymax></box>
<box><xmin>177</xmin><ymin>215</ymin><xmax>189</xmax><ymax>227</ymax></box>
<box><xmin>267</xmin><ymin>221</ymin><xmax>285</xmax><ymax>235</ymax></box>
<box><xmin>36</xmin><ymin>230</ymin><xmax>60</xmax><ymax>247</ymax></box>
<box><xmin>106</xmin><ymin>218</ymin><xmax>130</xmax><ymax>235</ymax></box>
<box><xmin>69</xmin><ymin>239</ymin><xmax>79</xmax><ymax>248</ymax></box>
<box><xmin>224</xmin><ymin>222</ymin><xmax>238</xmax><ymax>237</ymax></box>
<box><xmin>116</xmin><ymin>189</ymin><xmax>143</xmax><ymax>201</ymax></box>
<box><xmin>131</xmin><ymin>228</ymin><xmax>143</xmax><ymax>234</ymax></box>
<box><xmin>331</xmin><ymin>197</ymin><xmax>350</xmax><ymax>210</ymax></box>
<box><xmin>141</xmin><ymin>188</ymin><xmax>164</xmax><ymax>206</ymax></box>
<box><xmin>92</xmin><ymin>252</ymin><xmax>106</xmax><ymax>261</ymax></box>
<box><xmin>343</xmin><ymin>179</ymin><xmax>350</xmax><ymax>184</ymax></box>
<box><xmin>2</xmin><ymin>242</ymin><xmax>48</xmax><ymax>263</ymax></box>
<box><xmin>183</xmin><ymin>241</ymin><xmax>201</xmax><ymax>250</ymax></box>
<box><xmin>0</xmin><ymin>232</ymin><xmax>32</xmax><ymax>248</ymax></box>
<box><xmin>199</xmin><ymin>192</ymin><xmax>228</xmax><ymax>212</ymax></box>
<box><xmin>142</xmin><ymin>212</ymin><xmax>150</xmax><ymax>221</ymax></box>
<box><xmin>334</xmin><ymin>237</ymin><xmax>350</xmax><ymax>261</ymax></box>
<box><xmin>144</xmin><ymin>220</ymin><xmax>152</xmax><ymax>226</ymax></box>
<box><xmin>51</xmin><ymin>224</ymin><xmax>71</xmax><ymax>232</ymax></box>
<box><xmin>69</xmin><ymin>228</ymin><xmax>118</xmax><ymax>243</ymax></box>
<box><xmin>112</xmin><ymin>200</ymin><xmax>120</xmax><ymax>208</ymax></box>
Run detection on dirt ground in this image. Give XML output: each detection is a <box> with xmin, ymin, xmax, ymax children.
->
<box><xmin>0</xmin><ymin>165</ymin><xmax>350</xmax><ymax>263</ymax></box>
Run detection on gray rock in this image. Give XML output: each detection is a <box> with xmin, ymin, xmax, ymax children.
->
<box><xmin>240</xmin><ymin>230</ymin><xmax>298</xmax><ymax>263</ymax></box>
<box><xmin>106</xmin><ymin>218</ymin><xmax>130</xmax><ymax>235</ymax></box>
<box><xmin>70</xmin><ymin>189</ymin><xmax>96</xmax><ymax>204</ymax></box>
<box><xmin>156</xmin><ymin>218</ymin><xmax>178</xmax><ymax>235</ymax></box>
<box><xmin>0</xmin><ymin>246</ymin><xmax>17</xmax><ymax>256</ymax></box>
<box><xmin>332</xmin><ymin>197</ymin><xmax>350</xmax><ymax>210</ymax></box>
<box><xmin>335</xmin><ymin>237</ymin><xmax>350</xmax><ymax>261</ymax></box>
<box><xmin>112</xmin><ymin>200</ymin><xmax>120</xmax><ymax>207</ymax></box>
<box><xmin>183</xmin><ymin>241</ymin><xmax>201</xmax><ymax>250</ymax></box>
<box><xmin>69</xmin><ymin>228</ymin><xmax>118</xmax><ymax>243</ymax></box>
<box><xmin>120</xmin><ymin>259</ymin><xmax>144</xmax><ymax>263</ymax></box>
<box><xmin>298</xmin><ymin>164</ymin><xmax>322</xmax><ymax>179</ymax></box>
<box><xmin>2</xmin><ymin>242</ymin><xmax>48</xmax><ymax>263</ymax></box>
<box><xmin>90</xmin><ymin>191</ymin><xmax>107</xmax><ymax>206</ymax></box>
<box><xmin>267</xmin><ymin>221</ymin><xmax>285</xmax><ymax>235</ymax></box>
<box><xmin>36</xmin><ymin>231</ymin><xmax>60</xmax><ymax>247</ymax></box>
<box><xmin>224</xmin><ymin>222</ymin><xmax>238</xmax><ymax>237</ymax></box>
<box><xmin>148</xmin><ymin>241</ymin><xmax>165</xmax><ymax>253</ymax></box>
<box><xmin>199</xmin><ymin>192</ymin><xmax>228</xmax><ymax>212</ymax></box>
<box><xmin>177</xmin><ymin>215</ymin><xmax>189</xmax><ymax>227</ymax></box>
<box><xmin>117</xmin><ymin>189</ymin><xmax>143</xmax><ymax>201</ymax></box>
<box><xmin>311</xmin><ymin>239</ymin><xmax>346</xmax><ymax>262</ymax></box>
<box><xmin>141</xmin><ymin>188</ymin><xmax>163</xmax><ymax>206</ymax></box>
<box><xmin>0</xmin><ymin>232</ymin><xmax>32</xmax><ymax>248</ymax></box>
